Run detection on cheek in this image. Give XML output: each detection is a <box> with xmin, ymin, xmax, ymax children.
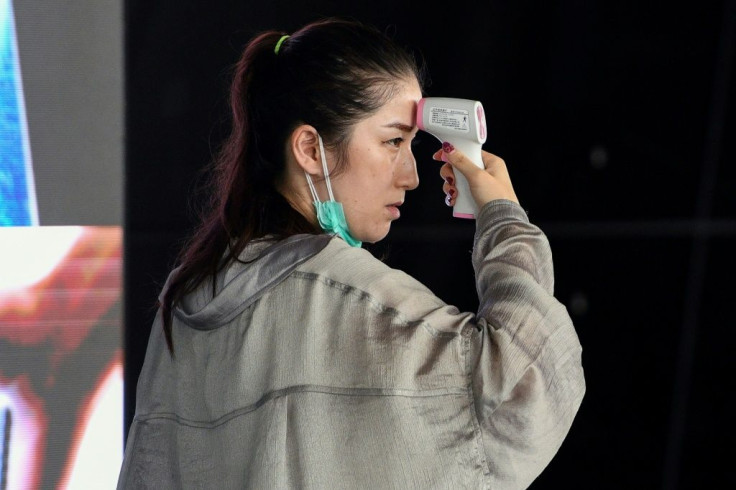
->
<box><xmin>338</xmin><ymin>151</ymin><xmax>394</xmax><ymax>217</ymax></box>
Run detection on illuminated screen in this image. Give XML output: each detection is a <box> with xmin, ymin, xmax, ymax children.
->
<box><xmin>0</xmin><ymin>0</ymin><xmax>35</xmax><ymax>226</ymax></box>
<box><xmin>0</xmin><ymin>0</ymin><xmax>123</xmax><ymax>488</ymax></box>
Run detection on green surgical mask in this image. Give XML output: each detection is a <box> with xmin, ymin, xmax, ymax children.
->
<box><xmin>305</xmin><ymin>135</ymin><xmax>362</xmax><ymax>248</ymax></box>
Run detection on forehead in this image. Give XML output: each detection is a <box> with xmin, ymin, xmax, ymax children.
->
<box><xmin>368</xmin><ymin>78</ymin><xmax>423</xmax><ymax>124</ymax></box>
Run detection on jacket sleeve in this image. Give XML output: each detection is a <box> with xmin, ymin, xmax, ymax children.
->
<box><xmin>466</xmin><ymin>200</ymin><xmax>585</xmax><ymax>489</ymax></box>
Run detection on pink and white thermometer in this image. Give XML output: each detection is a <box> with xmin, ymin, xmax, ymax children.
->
<box><xmin>417</xmin><ymin>97</ymin><xmax>487</xmax><ymax>219</ymax></box>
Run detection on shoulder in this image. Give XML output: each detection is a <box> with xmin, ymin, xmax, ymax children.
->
<box><xmin>299</xmin><ymin>237</ymin><xmax>425</xmax><ymax>292</ymax></box>
<box><xmin>295</xmin><ymin>237</ymin><xmax>457</xmax><ymax>325</ymax></box>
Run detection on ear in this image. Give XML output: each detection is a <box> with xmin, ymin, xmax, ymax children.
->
<box><xmin>289</xmin><ymin>124</ymin><xmax>322</xmax><ymax>175</ymax></box>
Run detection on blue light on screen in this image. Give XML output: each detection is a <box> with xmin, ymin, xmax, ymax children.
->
<box><xmin>0</xmin><ymin>0</ymin><xmax>37</xmax><ymax>226</ymax></box>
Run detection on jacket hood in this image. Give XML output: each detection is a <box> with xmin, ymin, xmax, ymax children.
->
<box><xmin>164</xmin><ymin>233</ymin><xmax>333</xmax><ymax>330</ymax></box>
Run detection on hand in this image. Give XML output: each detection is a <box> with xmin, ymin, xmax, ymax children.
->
<box><xmin>432</xmin><ymin>143</ymin><xmax>519</xmax><ymax>208</ymax></box>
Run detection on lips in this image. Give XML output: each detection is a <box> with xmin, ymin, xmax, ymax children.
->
<box><xmin>386</xmin><ymin>201</ymin><xmax>403</xmax><ymax>219</ymax></box>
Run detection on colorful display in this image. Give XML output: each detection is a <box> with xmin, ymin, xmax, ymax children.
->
<box><xmin>0</xmin><ymin>1</ymin><xmax>123</xmax><ymax>487</ymax></box>
<box><xmin>0</xmin><ymin>227</ymin><xmax>123</xmax><ymax>488</ymax></box>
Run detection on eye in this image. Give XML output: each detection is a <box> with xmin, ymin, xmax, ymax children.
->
<box><xmin>386</xmin><ymin>137</ymin><xmax>404</xmax><ymax>147</ymax></box>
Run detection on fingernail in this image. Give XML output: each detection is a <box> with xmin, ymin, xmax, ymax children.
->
<box><xmin>442</xmin><ymin>141</ymin><xmax>455</xmax><ymax>153</ymax></box>
<box><xmin>446</xmin><ymin>176</ymin><xmax>454</xmax><ymax>186</ymax></box>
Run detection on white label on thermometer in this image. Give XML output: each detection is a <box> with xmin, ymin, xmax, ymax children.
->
<box><xmin>428</xmin><ymin>107</ymin><xmax>470</xmax><ymax>133</ymax></box>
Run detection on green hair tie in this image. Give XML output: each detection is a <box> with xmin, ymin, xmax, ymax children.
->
<box><xmin>274</xmin><ymin>35</ymin><xmax>290</xmax><ymax>55</ymax></box>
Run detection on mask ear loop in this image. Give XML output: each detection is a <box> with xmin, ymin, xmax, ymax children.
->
<box><xmin>305</xmin><ymin>172</ymin><xmax>320</xmax><ymax>202</ymax></box>
<box><xmin>304</xmin><ymin>134</ymin><xmax>336</xmax><ymax>203</ymax></box>
<box><xmin>317</xmin><ymin>135</ymin><xmax>336</xmax><ymax>201</ymax></box>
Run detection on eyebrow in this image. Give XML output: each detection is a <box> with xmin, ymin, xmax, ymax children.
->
<box><xmin>382</xmin><ymin>122</ymin><xmax>416</xmax><ymax>132</ymax></box>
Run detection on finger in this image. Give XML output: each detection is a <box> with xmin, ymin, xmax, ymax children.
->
<box><xmin>432</xmin><ymin>149</ymin><xmax>451</xmax><ymax>163</ymax></box>
<box><xmin>439</xmin><ymin>163</ymin><xmax>455</xmax><ymax>185</ymax></box>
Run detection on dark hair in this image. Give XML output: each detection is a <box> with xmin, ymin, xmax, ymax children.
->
<box><xmin>160</xmin><ymin>17</ymin><xmax>425</xmax><ymax>352</ymax></box>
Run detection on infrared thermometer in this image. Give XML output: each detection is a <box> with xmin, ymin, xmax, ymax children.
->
<box><xmin>416</xmin><ymin>97</ymin><xmax>487</xmax><ymax>219</ymax></box>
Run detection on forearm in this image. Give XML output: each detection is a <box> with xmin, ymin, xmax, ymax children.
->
<box><xmin>468</xmin><ymin>199</ymin><xmax>585</xmax><ymax>487</ymax></box>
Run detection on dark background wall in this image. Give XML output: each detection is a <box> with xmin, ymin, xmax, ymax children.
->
<box><xmin>124</xmin><ymin>1</ymin><xmax>736</xmax><ymax>488</ymax></box>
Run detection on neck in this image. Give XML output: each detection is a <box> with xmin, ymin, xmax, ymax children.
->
<box><xmin>276</xmin><ymin>174</ymin><xmax>319</xmax><ymax>228</ymax></box>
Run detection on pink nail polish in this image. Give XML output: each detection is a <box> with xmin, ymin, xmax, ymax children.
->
<box><xmin>442</xmin><ymin>141</ymin><xmax>455</xmax><ymax>153</ymax></box>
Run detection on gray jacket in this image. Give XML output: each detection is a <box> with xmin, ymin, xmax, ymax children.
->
<box><xmin>118</xmin><ymin>200</ymin><xmax>585</xmax><ymax>489</ymax></box>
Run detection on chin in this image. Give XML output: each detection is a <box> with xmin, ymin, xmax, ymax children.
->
<box><xmin>360</xmin><ymin>225</ymin><xmax>391</xmax><ymax>244</ymax></box>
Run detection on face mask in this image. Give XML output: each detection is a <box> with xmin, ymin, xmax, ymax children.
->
<box><xmin>304</xmin><ymin>135</ymin><xmax>362</xmax><ymax>248</ymax></box>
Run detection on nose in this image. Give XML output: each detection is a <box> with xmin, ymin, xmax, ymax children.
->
<box><xmin>397</xmin><ymin>147</ymin><xmax>419</xmax><ymax>191</ymax></box>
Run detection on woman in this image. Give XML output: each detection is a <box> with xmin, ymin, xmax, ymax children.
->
<box><xmin>118</xmin><ymin>17</ymin><xmax>585</xmax><ymax>489</ymax></box>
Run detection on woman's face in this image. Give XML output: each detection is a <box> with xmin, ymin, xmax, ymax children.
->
<box><xmin>328</xmin><ymin>77</ymin><xmax>422</xmax><ymax>243</ymax></box>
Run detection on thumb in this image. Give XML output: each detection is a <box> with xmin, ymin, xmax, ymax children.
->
<box><xmin>440</xmin><ymin>142</ymin><xmax>483</xmax><ymax>179</ymax></box>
